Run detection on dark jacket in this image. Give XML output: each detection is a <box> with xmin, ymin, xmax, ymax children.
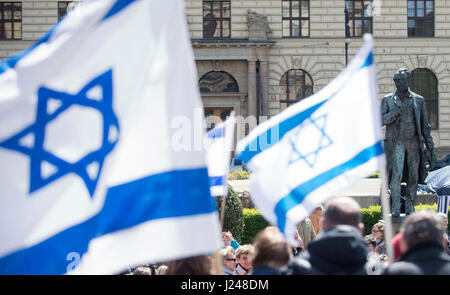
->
<box><xmin>384</xmin><ymin>241</ymin><xmax>450</xmax><ymax>275</ymax></box>
<box><xmin>250</xmin><ymin>265</ymin><xmax>281</xmax><ymax>275</ymax></box>
<box><xmin>280</xmin><ymin>225</ymin><xmax>369</xmax><ymax>275</ymax></box>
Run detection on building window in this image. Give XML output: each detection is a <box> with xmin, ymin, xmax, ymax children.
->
<box><xmin>199</xmin><ymin>71</ymin><xmax>239</xmax><ymax>93</ymax></box>
<box><xmin>410</xmin><ymin>69</ymin><xmax>438</xmax><ymax>129</ymax></box>
<box><xmin>203</xmin><ymin>1</ymin><xmax>231</xmax><ymax>39</ymax></box>
<box><xmin>408</xmin><ymin>0</ymin><xmax>434</xmax><ymax>37</ymax></box>
<box><xmin>279</xmin><ymin>69</ymin><xmax>313</xmax><ymax>111</ymax></box>
<box><xmin>58</xmin><ymin>1</ymin><xmax>79</xmax><ymax>20</ymax></box>
<box><xmin>345</xmin><ymin>0</ymin><xmax>373</xmax><ymax>37</ymax></box>
<box><xmin>0</xmin><ymin>2</ymin><xmax>22</xmax><ymax>40</ymax></box>
<box><xmin>282</xmin><ymin>0</ymin><xmax>310</xmax><ymax>37</ymax></box>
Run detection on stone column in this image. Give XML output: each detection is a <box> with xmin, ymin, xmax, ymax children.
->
<box><xmin>248</xmin><ymin>59</ymin><xmax>257</xmax><ymax>120</ymax></box>
<box><xmin>260</xmin><ymin>60</ymin><xmax>269</xmax><ymax>117</ymax></box>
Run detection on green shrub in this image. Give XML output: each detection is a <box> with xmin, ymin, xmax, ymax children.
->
<box><xmin>361</xmin><ymin>205</ymin><xmax>382</xmax><ymax>236</ymax></box>
<box><xmin>241</xmin><ymin>208</ymin><xmax>270</xmax><ymax>245</ymax></box>
<box><xmin>228</xmin><ymin>169</ymin><xmax>250</xmax><ymax>180</ymax></box>
<box><xmin>216</xmin><ymin>185</ymin><xmax>245</xmax><ymax>243</ymax></box>
<box><xmin>368</xmin><ymin>172</ymin><xmax>380</xmax><ymax>178</ymax></box>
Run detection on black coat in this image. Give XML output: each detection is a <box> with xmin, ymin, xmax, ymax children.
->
<box><xmin>384</xmin><ymin>241</ymin><xmax>450</xmax><ymax>275</ymax></box>
<box><xmin>280</xmin><ymin>225</ymin><xmax>369</xmax><ymax>275</ymax></box>
<box><xmin>250</xmin><ymin>265</ymin><xmax>281</xmax><ymax>275</ymax></box>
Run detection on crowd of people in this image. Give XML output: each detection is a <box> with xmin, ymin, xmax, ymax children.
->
<box><xmin>120</xmin><ymin>196</ymin><xmax>450</xmax><ymax>275</ymax></box>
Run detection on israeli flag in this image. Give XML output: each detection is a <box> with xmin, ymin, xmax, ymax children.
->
<box><xmin>0</xmin><ymin>0</ymin><xmax>221</xmax><ymax>274</ymax></box>
<box><xmin>205</xmin><ymin>114</ymin><xmax>236</xmax><ymax>197</ymax></box>
<box><xmin>236</xmin><ymin>35</ymin><xmax>385</xmax><ymax>245</ymax></box>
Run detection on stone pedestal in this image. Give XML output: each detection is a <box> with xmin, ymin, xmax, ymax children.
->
<box><xmin>391</xmin><ymin>214</ymin><xmax>407</xmax><ymax>234</ymax></box>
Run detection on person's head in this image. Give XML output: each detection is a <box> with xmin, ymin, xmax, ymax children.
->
<box><xmin>312</xmin><ymin>205</ymin><xmax>324</xmax><ymax>216</ymax></box>
<box><xmin>250</xmin><ymin>226</ymin><xmax>292</xmax><ymax>271</ymax></box>
<box><xmin>156</xmin><ymin>264</ymin><xmax>168</xmax><ymax>275</ymax></box>
<box><xmin>400</xmin><ymin>210</ymin><xmax>446</xmax><ymax>253</ymax></box>
<box><xmin>219</xmin><ymin>246</ymin><xmax>236</xmax><ymax>272</ymax></box>
<box><xmin>364</xmin><ymin>234</ymin><xmax>377</xmax><ymax>252</ymax></box>
<box><xmin>372</xmin><ymin>221</ymin><xmax>385</xmax><ymax>241</ymax></box>
<box><xmin>166</xmin><ymin>254</ymin><xmax>213</xmax><ymax>275</ymax></box>
<box><xmin>393</xmin><ymin>68</ymin><xmax>411</xmax><ymax>93</ymax></box>
<box><xmin>321</xmin><ymin>196</ymin><xmax>364</xmax><ymax>233</ymax></box>
<box><xmin>235</xmin><ymin>244</ymin><xmax>254</xmax><ymax>271</ymax></box>
<box><xmin>132</xmin><ymin>267</ymin><xmax>151</xmax><ymax>275</ymax></box>
<box><xmin>437</xmin><ymin>212</ymin><xmax>448</xmax><ymax>229</ymax></box>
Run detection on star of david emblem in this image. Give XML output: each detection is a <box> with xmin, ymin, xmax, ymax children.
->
<box><xmin>288</xmin><ymin>114</ymin><xmax>332</xmax><ymax>168</ymax></box>
<box><xmin>0</xmin><ymin>69</ymin><xmax>119</xmax><ymax>198</ymax></box>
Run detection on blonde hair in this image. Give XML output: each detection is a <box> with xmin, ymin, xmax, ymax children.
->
<box><xmin>218</xmin><ymin>246</ymin><xmax>234</xmax><ymax>260</ymax></box>
<box><xmin>373</xmin><ymin>221</ymin><xmax>385</xmax><ymax>239</ymax></box>
<box><xmin>156</xmin><ymin>264</ymin><xmax>168</xmax><ymax>275</ymax></box>
<box><xmin>235</xmin><ymin>244</ymin><xmax>254</xmax><ymax>259</ymax></box>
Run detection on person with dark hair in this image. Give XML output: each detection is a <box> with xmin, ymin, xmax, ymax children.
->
<box><xmin>384</xmin><ymin>210</ymin><xmax>450</xmax><ymax>275</ymax></box>
<box><xmin>281</xmin><ymin>196</ymin><xmax>370</xmax><ymax>275</ymax></box>
<box><xmin>165</xmin><ymin>254</ymin><xmax>213</xmax><ymax>275</ymax></box>
<box><xmin>249</xmin><ymin>226</ymin><xmax>292</xmax><ymax>275</ymax></box>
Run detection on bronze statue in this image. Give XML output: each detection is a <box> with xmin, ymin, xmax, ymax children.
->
<box><xmin>380</xmin><ymin>69</ymin><xmax>437</xmax><ymax>216</ymax></box>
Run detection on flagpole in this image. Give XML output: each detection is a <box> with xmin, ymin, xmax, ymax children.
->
<box><xmin>379</xmin><ymin>166</ymin><xmax>394</xmax><ymax>263</ymax></box>
<box><xmin>213</xmin><ymin>195</ymin><xmax>227</xmax><ymax>275</ymax></box>
<box><xmin>220</xmin><ymin>196</ymin><xmax>226</xmax><ymax>229</ymax></box>
<box><xmin>212</xmin><ymin>252</ymin><xmax>223</xmax><ymax>275</ymax></box>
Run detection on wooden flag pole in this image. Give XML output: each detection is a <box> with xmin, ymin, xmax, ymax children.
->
<box><xmin>379</xmin><ymin>166</ymin><xmax>394</xmax><ymax>263</ymax></box>
<box><xmin>212</xmin><ymin>251</ymin><xmax>223</xmax><ymax>275</ymax></box>
<box><xmin>212</xmin><ymin>195</ymin><xmax>227</xmax><ymax>275</ymax></box>
<box><xmin>220</xmin><ymin>195</ymin><xmax>226</xmax><ymax>229</ymax></box>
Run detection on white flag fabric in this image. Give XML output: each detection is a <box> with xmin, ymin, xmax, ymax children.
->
<box><xmin>204</xmin><ymin>114</ymin><xmax>236</xmax><ymax>197</ymax></box>
<box><xmin>236</xmin><ymin>34</ymin><xmax>385</xmax><ymax>246</ymax></box>
<box><xmin>0</xmin><ymin>0</ymin><xmax>221</xmax><ymax>274</ymax></box>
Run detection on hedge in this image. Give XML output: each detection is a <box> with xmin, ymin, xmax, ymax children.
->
<box><xmin>228</xmin><ymin>169</ymin><xmax>250</xmax><ymax>180</ymax></box>
<box><xmin>242</xmin><ymin>204</ymin><xmax>450</xmax><ymax>244</ymax></box>
<box><xmin>216</xmin><ymin>185</ymin><xmax>245</xmax><ymax>243</ymax></box>
<box><xmin>241</xmin><ymin>208</ymin><xmax>269</xmax><ymax>245</ymax></box>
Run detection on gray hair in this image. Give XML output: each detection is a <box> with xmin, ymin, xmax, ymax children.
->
<box><xmin>401</xmin><ymin>210</ymin><xmax>444</xmax><ymax>248</ymax></box>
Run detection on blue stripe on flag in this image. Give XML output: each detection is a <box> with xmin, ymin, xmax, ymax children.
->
<box><xmin>0</xmin><ymin>167</ymin><xmax>216</xmax><ymax>275</ymax></box>
<box><xmin>207</xmin><ymin>126</ymin><xmax>225</xmax><ymax>139</ymax></box>
<box><xmin>237</xmin><ymin>49</ymin><xmax>374</xmax><ymax>164</ymax></box>
<box><xmin>101</xmin><ymin>0</ymin><xmax>138</xmax><ymax>22</ymax></box>
<box><xmin>274</xmin><ymin>141</ymin><xmax>384</xmax><ymax>233</ymax></box>
<box><xmin>238</xmin><ymin>100</ymin><xmax>328</xmax><ymax>163</ymax></box>
<box><xmin>209</xmin><ymin>176</ymin><xmax>224</xmax><ymax>187</ymax></box>
<box><xmin>362</xmin><ymin>52</ymin><xmax>374</xmax><ymax>68</ymax></box>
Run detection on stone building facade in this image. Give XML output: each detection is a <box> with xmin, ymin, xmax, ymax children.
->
<box><xmin>187</xmin><ymin>0</ymin><xmax>450</xmax><ymax>157</ymax></box>
<box><xmin>0</xmin><ymin>0</ymin><xmax>449</xmax><ymax>156</ymax></box>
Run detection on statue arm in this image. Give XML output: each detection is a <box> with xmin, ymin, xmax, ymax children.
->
<box><xmin>419</xmin><ymin>100</ymin><xmax>437</xmax><ymax>164</ymax></box>
<box><xmin>380</xmin><ymin>97</ymin><xmax>400</xmax><ymax>126</ymax></box>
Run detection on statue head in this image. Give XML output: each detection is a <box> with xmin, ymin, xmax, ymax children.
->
<box><xmin>393</xmin><ymin>68</ymin><xmax>411</xmax><ymax>93</ymax></box>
